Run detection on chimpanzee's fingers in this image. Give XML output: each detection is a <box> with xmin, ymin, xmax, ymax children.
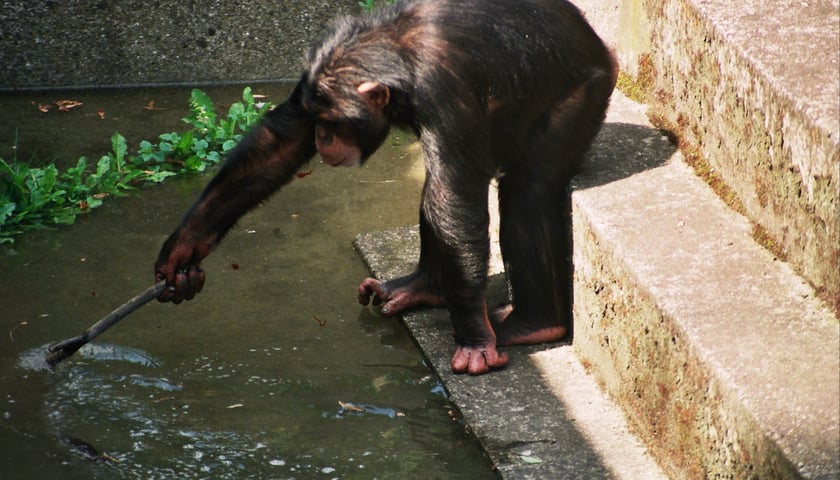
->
<box><xmin>184</xmin><ymin>266</ymin><xmax>205</xmax><ymax>301</ymax></box>
<box><xmin>358</xmin><ymin>278</ymin><xmax>386</xmax><ymax>306</ymax></box>
<box><xmin>357</xmin><ymin>283</ymin><xmax>372</xmax><ymax>306</ymax></box>
<box><xmin>171</xmin><ymin>271</ymin><xmax>188</xmax><ymax>304</ymax></box>
<box><xmin>381</xmin><ymin>294</ymin><xmax>412</xmax><ymax>315</ymax></box>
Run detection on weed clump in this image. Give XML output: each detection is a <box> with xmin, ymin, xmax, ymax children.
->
<box><xmin>0</xmin><ymin>87</ymin><xmax>271</xmax><ymax>244</ymax></box>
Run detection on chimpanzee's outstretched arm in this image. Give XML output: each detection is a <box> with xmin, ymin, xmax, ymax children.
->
<box><xmin>155</xmin><ymin>82</ymin><xmax>317</xmax><ymax>303</ymax></box>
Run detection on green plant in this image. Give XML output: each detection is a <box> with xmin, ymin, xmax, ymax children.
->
<box><xmin>0</xmin><ymin>87</ymin><xmax>272</xmax><ymax>245</ymax></box>
<box><xmin>359</xmin><ymin>0</ymin><xmax>396</xmax><ymax>13</ymax></box>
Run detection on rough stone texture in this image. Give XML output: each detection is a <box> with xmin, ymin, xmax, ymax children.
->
<box><xmin>0</xmin><ymin>0</ymin><xmax>354</xmax><ymax>90</ymax></box>
<box><xmin>607</xmin><ymin>0</ymin><xmax>840</xmax><ymax>313</ymax></box>
<box><xmin>353</xmin><ymin>227</ymin><xmax>668</xmax><ymax>480</ymax></box>
<box><xmin>573</xmin><ymin>93</ymin><xmax>840</xmax><ymax>479</ymax></box>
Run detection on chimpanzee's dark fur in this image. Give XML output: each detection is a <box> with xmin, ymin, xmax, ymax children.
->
<box><xmin>156</xmin><ymin>0</ymin><xmax>616</xmax><ymax>375</ymax></box>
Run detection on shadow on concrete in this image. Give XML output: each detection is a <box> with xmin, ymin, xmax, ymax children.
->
<box><xmin>577</xmin><ymin>121</ymin><xmax>678</xmax><ymax>189</ymax></box>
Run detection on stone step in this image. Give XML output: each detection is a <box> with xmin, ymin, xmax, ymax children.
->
<box><xmin>573</xmin><ymin>91</ymin><xmax>839</xmax><ymax>480</ymax></box>
<box><xmin>577</xmin><ymin>0</ymin><xmax>840</xmax><ymax>316</ymax></box>
<box><xmin>573</xmin><ymin>0</ymin><xmax>839</xmax><ymax>477</ymax></box>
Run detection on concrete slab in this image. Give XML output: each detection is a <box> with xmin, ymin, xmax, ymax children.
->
<box><xmin>354</xmin><ymin>226</ymin><xmax>668</xmax><ymax>480</ymax></box>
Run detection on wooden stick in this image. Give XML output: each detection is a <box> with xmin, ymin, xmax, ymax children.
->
<box><xmin>45</xmin><ymin>281</ymin><xmax>166</xmax><ymax>367</ymax></box>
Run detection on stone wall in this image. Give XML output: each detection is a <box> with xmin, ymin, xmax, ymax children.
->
<box><xmin>0</xmin><ymin>0</ymin><xmax>356</xmax><ymax>90</ymax></box>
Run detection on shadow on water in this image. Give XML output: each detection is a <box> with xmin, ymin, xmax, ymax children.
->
<box><xmin>0</xmin><ymin>85</ymin><xmax>497</xmax><ymax>479</ymax></box>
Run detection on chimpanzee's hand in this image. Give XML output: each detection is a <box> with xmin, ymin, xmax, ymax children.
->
<box><xmin>154</xmin><ymin>231</ymin><xmax>212</xmax><ymax>304</ymax></box>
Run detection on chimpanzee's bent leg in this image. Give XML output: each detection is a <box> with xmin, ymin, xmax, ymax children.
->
<box><xmin>493</xmin><ymin>75</ymin><xmax>615</xmax><ymax>346</ymax></box>
<box><xmin>495</xmin><ymin>166</ymin><xmax>571</xmax><ymax>346</ymax></box>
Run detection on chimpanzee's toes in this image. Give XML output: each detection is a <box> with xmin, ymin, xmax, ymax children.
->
<box><xmin>451</xmin><ymin>345</ymin><xmax>508</xmax><ymax>375</ymax></box>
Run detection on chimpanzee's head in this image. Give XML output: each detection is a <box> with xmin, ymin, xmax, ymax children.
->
<box><xmin>301</xmin><ymin>15</ymin><xmax>397</xmax><ymax>167</ymax></box>
<box><xmin>302</xmin><ymin>79</ymin><xmax>391</xmax><ymax>167</ymax></box>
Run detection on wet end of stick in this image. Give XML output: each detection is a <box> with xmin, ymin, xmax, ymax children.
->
<box><xmin>45</xmin><ymin>335</ymin><xmax>88</xmax><ymax>368</ymax></box>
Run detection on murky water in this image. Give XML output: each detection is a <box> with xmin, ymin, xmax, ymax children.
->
<box><xmin>0</xmin><ymin>86</ymin><xmax>497</xmax><ymax>479</ymax></box>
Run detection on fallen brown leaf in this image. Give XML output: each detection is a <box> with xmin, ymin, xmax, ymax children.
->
<box><xmin>338</xmin><ymin>401</ymin><xmax>365</xmax><ymax>413</ymax></box>
<box><xmin>54</xmin><ymin>99</ymin><xmax>83</xmax><ymax>112</ymax></box>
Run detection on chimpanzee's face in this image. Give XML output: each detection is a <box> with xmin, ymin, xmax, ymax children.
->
<box><xmin>305</xmin><ymin>80</ymin><xmax>392</xmax><ymax>167</ymax></box>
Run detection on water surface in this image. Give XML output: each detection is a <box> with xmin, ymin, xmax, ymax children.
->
<box><xmin>0</xmin><ymin>85</ymin><xmax>496</xmax><ymax>479</ymax></box>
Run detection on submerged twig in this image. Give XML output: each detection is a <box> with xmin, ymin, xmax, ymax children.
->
<box><xmin>8</xmin><ymin>321</ymin><xmax>28</xmax><ymax>341</ymax></box>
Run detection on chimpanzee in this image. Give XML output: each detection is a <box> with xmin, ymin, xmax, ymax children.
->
<box><xmin>155</xmin><ymin>0</ymin><xmax>617</xmax><ymax>375</ymax></box>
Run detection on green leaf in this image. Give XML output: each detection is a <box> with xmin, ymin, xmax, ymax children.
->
<box><xmin>144</xmin><ymin>170</ymin><xmax>176</xmax><ymax>183</ymax></box>
<box><xmin>85</xmin><ymin>195</ymin><xmax>104</xmax><ymax>209</ymax></box>
<box><xmin>205</xmin><ymin>151</ymin><xmax>221</xmax><ymax>164</ymax></box>
<box><xmin>242</xmin><ymin>86</ymin><xmax>254</xmax><ymax>105</ymax></box>
<box><xmin>52</xmin><ymin>209</ymin><xmax>78</xmax><ymax>225</ymax></box>
<box><xmin>184</xmin><ymin>88</ymin><xmax>217</xmax><ymax>131</ymax></box>
<box><xmin>0</xmin><ymin>201</ymin><xmax>16</xmax><ymax>225</ymax></box>
<box><xmin>183</xmin><ymin>155</ymin><xmax>205</xmax><ymax>172</ymax></box>
<box><xmin>159</xmin><ymin>132</ymin><xmax>180</xmax><ymax>142</ymax></box>
<box><xmin>222</xmin><ymin>139</ymin><xmax>238</xmax><ymax>152</ymax></box>
<box><xmin>111</xmin><ymin>132</ymin><xmax>127</xmax><ymax>170</ymax></box>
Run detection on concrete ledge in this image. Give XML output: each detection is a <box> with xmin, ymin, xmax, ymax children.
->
<box><xmin>354</xmin><ymin>227</ymin><xmax>668</xmax><ymax>480</ymax></box>
<box><xmin>573</xmin><ymin>93</ymin><xmax>839</xmax><ymax>479</ymax></box>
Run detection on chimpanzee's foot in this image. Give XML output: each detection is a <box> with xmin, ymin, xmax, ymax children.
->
<box><xmin>451</xmin><ymin>344</ymin><xmax>509</xmax><ymax>375</ymax></box>
<box><xmin>357</xmin><ymin>275</ymin><xmax>445</xmax><ymax>316</ymax></box>
<box><xmin>490</xmin><ymin>304</ymin><xmax>568</xmax><ymax>346</ymax></box>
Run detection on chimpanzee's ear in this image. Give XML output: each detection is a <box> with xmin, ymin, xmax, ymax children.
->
<box><xmin>357</xmin><ymin>81</ymin><xmax>390</xmax><ymax>111</ymax></box>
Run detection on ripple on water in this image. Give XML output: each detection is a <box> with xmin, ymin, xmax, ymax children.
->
<box><xmin>18</xmin><ymin>342</ymin><xmax>162</xmax><ymax>373</ymax></box>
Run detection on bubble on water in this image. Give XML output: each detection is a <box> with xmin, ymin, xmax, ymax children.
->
<box><xmin>269</xmin><ymin>459</ymin><xmax>286</xmax><ymax>466</ymax></box>
<box><xmin>17</xmin><ymin>344</ymin><xmax>55</xmax><ymax>372</ymax></box>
